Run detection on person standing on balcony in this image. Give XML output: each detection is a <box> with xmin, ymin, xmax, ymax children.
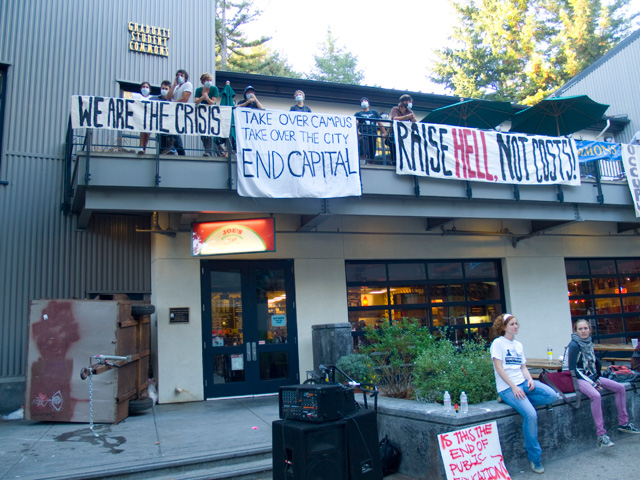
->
<box><xmin>237</xmin><ymin>85</ymin><xmax>264</xmax><ymax>110</ymax></box>
<box><xmin>355</xmin><ymin>97</ymin><xmax>386</xmax><ymax>162</ymax></box>
<box><xmin>194</xmin><ymin>73</ymin><xmax>220</xmax><ymax>157</ymax></box>
<box><xmin>490</xmin><ymin>313</ymin><xmax>559</xmax><ymax>475</ymax></box>
<box><xmin>134</xmin><ymin>81</ymin><xmax>152</xmax><ymax>155</ymax></box>
<box><xmin>166</xmin><ymin>69</ymin><xmax>193</xmax><ymax>155</ymax></box>
<box><xmin>290</xmin><ymin>90</ymin><xmax>311</xmax><ymax>112</ymax></box>
<box><xmin>151</xmin><ymin>80</ymin><xmax>173</xmax><ymax>154</ymax></box>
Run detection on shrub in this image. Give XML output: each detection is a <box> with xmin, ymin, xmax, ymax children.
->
<box><xmin>360</xmin><ymin>317</ymin><xmax>436</xmax><ymax>398</ymax></box>
<box><xmin>336</xmin><ymin>353</ymin><xmax>374</xmax><ymax>384</ymax></box>
<box><xmin>413</xmin><ymin>337</ymin><xmax>496</xmax><ymax>405</ymax></box>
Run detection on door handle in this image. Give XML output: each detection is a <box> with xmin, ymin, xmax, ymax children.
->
<box><xmin>252</xmin><ymin>342</ymin><xmax>257</xmax><ymax>362</ymax></box>
<box><xmin>246</xmin><ymin>342</ymin><xmax>252</xmax><ymax>362</ymax></box>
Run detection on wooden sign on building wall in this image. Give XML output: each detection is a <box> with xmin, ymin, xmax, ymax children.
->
<box><xmin>128</xmin><ymin>22</ymin><xmax>170</xmax><ymax>57</ymax></box>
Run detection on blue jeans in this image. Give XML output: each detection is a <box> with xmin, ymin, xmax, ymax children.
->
<box><xmin>499</xmin><ymin>380</ymin><xmax>559</xmax><ymax>464</ymax></box>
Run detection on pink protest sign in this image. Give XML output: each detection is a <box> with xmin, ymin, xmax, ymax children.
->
<box><xmin>438</xmin><ymin>421</ymin><xmax>511</xmax><ymax>480</ymax></box>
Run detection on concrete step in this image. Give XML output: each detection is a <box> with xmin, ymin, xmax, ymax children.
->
<box><xmin>39</xmin><ymin>446</ymin><xmax>273</xmax><ymax>480</ymax></box>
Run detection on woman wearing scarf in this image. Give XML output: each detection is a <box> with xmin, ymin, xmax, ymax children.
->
<box><xmin>567</xmin><ymin>319</ymin><xmax>639</xmax><ymax>447</ymax></box>
<box><xmin>490</xmin><ymin>313</ymin><xmax>558</xmax><ymax>474</ymax></box>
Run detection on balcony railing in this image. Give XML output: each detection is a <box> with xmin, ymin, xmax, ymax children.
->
<box><xmin>61</xmin><ymin>116</ymin><xmax>630</xmax><ymax>213</ymax></box>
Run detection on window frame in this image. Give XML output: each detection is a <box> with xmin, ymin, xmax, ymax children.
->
<box><xmin>346</xmin><ymin>259</ymin><xmax>506</xmax><ymax>343</ymax></box>
<box><xmin>565</xmin><ymin>257</ymin><xmax>640</xmax><ymax>343</ymax></box>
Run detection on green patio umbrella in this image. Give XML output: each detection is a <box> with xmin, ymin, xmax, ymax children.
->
<box><xmin>421</xmin><ymin>98</ymin><xmax>514</xmax><ymax>129</ymax></box>
<box><xmin>219</xmin><ymin>82</ymin><xmax>236</xmax><ymax>144</ymax></box>
<box><xmin>509</xmin><ymin>95</ymin><xmax>609</xmax><ymax>136</ymax></box>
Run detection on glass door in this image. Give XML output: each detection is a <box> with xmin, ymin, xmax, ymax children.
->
<box><xmin>201</xmin><ymin>260</ymin><xmax>299</xmax><ymax>398</ymax></box>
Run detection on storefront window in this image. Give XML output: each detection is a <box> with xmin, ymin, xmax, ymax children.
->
<box><xmin>565</xmin><ymin>258</ymin><xmax>640</xmax><ymax>343</ymax></box>
<box><xmin>346</xmin><ymin>259</ymin><xmax>505</xmax><ymax>344</ymax></box>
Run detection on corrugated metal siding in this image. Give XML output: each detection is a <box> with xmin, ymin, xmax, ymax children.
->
<box><xmin>552</xmin><ymin>36</ymin><xmax>640</xmax><ymax>143</ymax></box>
<box><xmin>0</xmin><ymin>154</ymin><xmax>152</xmax><ymax>377</ymax></box>
<box><xmin>0</xmin><ymin>0</ymin><xmax>214</xmax><ymax>378</ymax></box>
<box><xmin>0</xmin><ymin>0</ymin><xmax>215</xmax><ymax>156</ymax></box>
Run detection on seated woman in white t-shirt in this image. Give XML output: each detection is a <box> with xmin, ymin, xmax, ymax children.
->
<box><xmin>490</xmin><ymin>313</ymin><xmax>559</xmax><ymax>475</ymax></box>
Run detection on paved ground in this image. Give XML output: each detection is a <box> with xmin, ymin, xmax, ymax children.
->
<box><xmin>1</xmin><ymin>395</ymin><xmax>638</xmax><ymax>479</ymax></box>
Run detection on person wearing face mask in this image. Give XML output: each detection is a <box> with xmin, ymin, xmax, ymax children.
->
<box><xmin>166</xmin><ymin>69</ymin><xmax>193</xmax><ymax>155</ymax></box>
<box><xmin>290</xmin><ymin>90</ymin><xmax>311</xmax><ymax>112</ymax></box>
<box><xmin>238</xmin><ymin>86</ymin><xmax>264</xmax><ymax>110</ymax></box>
<box><xmin>390</xmin><ymin>94</ymin><xmax>417</xmax><ymax>123</ymax></box>
<box><xmin>195</xmin><ymin>73</ymin><xmax>220</xmax><ymax>157</ymax></box>
<box><xmin>354</xmin><ymin>97</ymin><xmax>386</xmax><ymax>162</ymax></box>
<box><xmin>152</xmin><ymin>80</ymin><xmax>174</xmax><ymax>154</ymax></box>
<box><xmin>565</xmin><ymin>319</ymin><xmax>639</xmax><ymax>448</ymax></box>
<box><xmin>133</xmin><ymin>81</ymin><xmax>152</xmax><ymax>155</ymax></box>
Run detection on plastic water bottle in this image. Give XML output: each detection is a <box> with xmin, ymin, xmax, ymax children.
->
<box><xmin>444</xmin><ymin>391</ymin><xmax>452</xmax><ymax>412</ymax></box>
<box><xmin>547</xmin><ymin>345</ymin><xmax>553</xmax><ymax>364</ymax></box>
<box><xmin>460</xmin><ymin>391</ymin><xmax>468</xmax><ymax>414</ymax></box>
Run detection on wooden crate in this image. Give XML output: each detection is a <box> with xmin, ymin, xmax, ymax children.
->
<box><xmin>25</xmin><ymin>298</ymin><xmax>151</xmax><ymax>424</ymax></box>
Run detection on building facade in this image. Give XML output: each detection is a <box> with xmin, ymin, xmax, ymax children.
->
<box><xmin>2</xmin><ymin>1</ymin><xmax>640</xmax><ymax>409</ymax></box>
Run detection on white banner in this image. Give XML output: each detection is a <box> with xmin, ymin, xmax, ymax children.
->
<box><xmin>621</xmin><ymin>144</ymin><xmax>640</xmax><ymax>217</ymax></box>
<box><xmin>235</xmin><ymin>108</ymin><xmax>361</xmax><ymax>198</ymax></box>
<box><xmin>395</xmin><ymin>121</ymin><xmax>581</xmax><ymax>186</ymax></box>
<box><xmin>438</xmin><ymin>421</ymin><xmax>511</xmax><ymax>480</ymax></box>
<box><xmin>70</xmin><ymin>95</ymin><xmax>233</xmax><ymax>137</ymax></box>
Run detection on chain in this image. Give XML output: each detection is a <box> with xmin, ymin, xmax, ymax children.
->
<box><xmin>88</xmin><ymin>368</ymin><xmax>98</xmax><ymax>437</ymax></box>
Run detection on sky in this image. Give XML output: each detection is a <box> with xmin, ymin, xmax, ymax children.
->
<box><xmin>243</xmin><ymin>0</ymin><xmax>640</xmax><ymax>96</ymax></box>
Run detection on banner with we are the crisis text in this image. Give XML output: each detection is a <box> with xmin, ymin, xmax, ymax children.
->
<box><xmin>234</xmin><ymin>107</ymin><xmax>361</xmax><ymax>198</ymax></box>
<box><xmin>394</xmin><ymin>121</ymin><xmax>581</xmax><ymax>186</ymax></box>
<box><xmin>70</xmin><ymin>95</ymin><xmax>233</xmax><ymax>137</ymax></box>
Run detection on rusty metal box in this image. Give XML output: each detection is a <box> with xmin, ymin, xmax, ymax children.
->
<box><xmin>25</xmin><ymin>299</ymin><xmax>151</xmax><ymax>423</ymax></box>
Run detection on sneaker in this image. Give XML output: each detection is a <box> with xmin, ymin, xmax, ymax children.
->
<box><xmin>530</xmin><ymin>461</ymin><xmax>545</xmax><ymax>474</ymax></box>
<box><xmin>618</xmin><ymin>422</ymin><xmax>640</xmax><ymax>434</ymax></box>
<box><xmin>597</xmin><ymin>434</ymin><xmax>614</xmax><ymax>447</ymax></box>
<box><xmin>161</xmin><ymin>149</ymin><xmax>172</xmax><ymax>155</ymax></box>
<box><xmin>137</xmin><ymin>150</ymin><xmax>145</xmax><ymax>155</ymax></box>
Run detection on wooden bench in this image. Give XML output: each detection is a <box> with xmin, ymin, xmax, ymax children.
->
<box><xmin>601</xmin><ymin>356</ymin><xmax>632</xmax><ymax>365</ymax></box>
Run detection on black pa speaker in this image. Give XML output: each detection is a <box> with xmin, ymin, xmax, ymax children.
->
<box><xmin>273</xmin><ymin>419</ymin><xmax>348</xmax><ymax>480</ymax></box>
<box><xmin>344</xmin><ymin>409</ymin><xmax>383</xmax><ymax>480</ymax></box>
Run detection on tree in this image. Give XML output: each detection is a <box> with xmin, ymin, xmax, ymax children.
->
<box><xmin>215</xmin><ymin>0</ymin><xmax>269</xmax><ymax>70</ymax></box>
<box><xmin>215</xmin><ymin>0</ymin><xmax>300</xmax><ymax>78</ymax></box>
<box><xmin>431</xmin><ymin>0</ymin><xmax>637</xmax><ymax>104</ymax></box>
<box><xmin>227</xmin><ymin>45</ymin><xmax>302</xmax><ymax>78</ymax></box>
<box><xmin>308</xmin><ymin>29</ymin><xmax>365</xmax><ymax>85</ymax></box>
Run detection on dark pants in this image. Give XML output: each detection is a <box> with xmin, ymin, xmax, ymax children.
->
<box><xmin>171</xmin><ymin>135</ymin><xmax>185</xmax><ymax>156</ymax></box>
<box><xmin>201</xmin><ymin>136</ymin><xmax>214</xmax><ymax>156</ymax></box>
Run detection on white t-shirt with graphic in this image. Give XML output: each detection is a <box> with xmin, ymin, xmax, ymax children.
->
<box><xmin>490</xmin><ymin>336</ymin><xmax>526</xmax><ymax>392</ymax></box>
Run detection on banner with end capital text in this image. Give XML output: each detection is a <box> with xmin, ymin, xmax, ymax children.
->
<box><xmin>70</xmin><ymin>95</ymin><xmax>233</xmax><ymax>137</ymax></box>
<box><xmin>621</xmin><ymin>144</ymin><xmax>640</xmax><ymax>217</ymax></box>
<box><xmin>234</xmin><ymin>107</ymin><xmax>361</xmax><ymax>198</ymax></box>
<box><xmin>394</xmin><ymin>121</ymin><xmax>581</xmax><ymax>186</ymax></box>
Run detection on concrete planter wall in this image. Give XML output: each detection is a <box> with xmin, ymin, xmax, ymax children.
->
<box><xmin>374</xmin><ymin>384</ymin><xmax>640</xmax><ymax>479</ymax></box>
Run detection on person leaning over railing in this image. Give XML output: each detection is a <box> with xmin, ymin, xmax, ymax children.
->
<box><xmin>490</xmin><ymin>313</ymin><xmax>559</xmax><ymax>475</ymax></box>
<box><xmin>565</xmin><ymin>319</ymin><xmax>640</xmax><ymax>448</ymax></box>
<box><xmin>194</xmin><ymin>73</ymin><xmax>220</xmax><ymax>158</ymax></box>
<box><xmin>387</xmin><ymin>94</ymin><xmax>417</xmax><ymax>164</ymax></box>
<box><xmin>166</xmin><ymin>69</ymin><xmax>193</xmax><ymax>156</ymax></box>
<box><xmin>133</xmin><ymin>81</ymin><xmax>152</xmax><ymax>155</ymax></box>
<box><xmin>237</xmin><ymin>85</ymin><xmax>264</xmax><ymax>110</ymax></box>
